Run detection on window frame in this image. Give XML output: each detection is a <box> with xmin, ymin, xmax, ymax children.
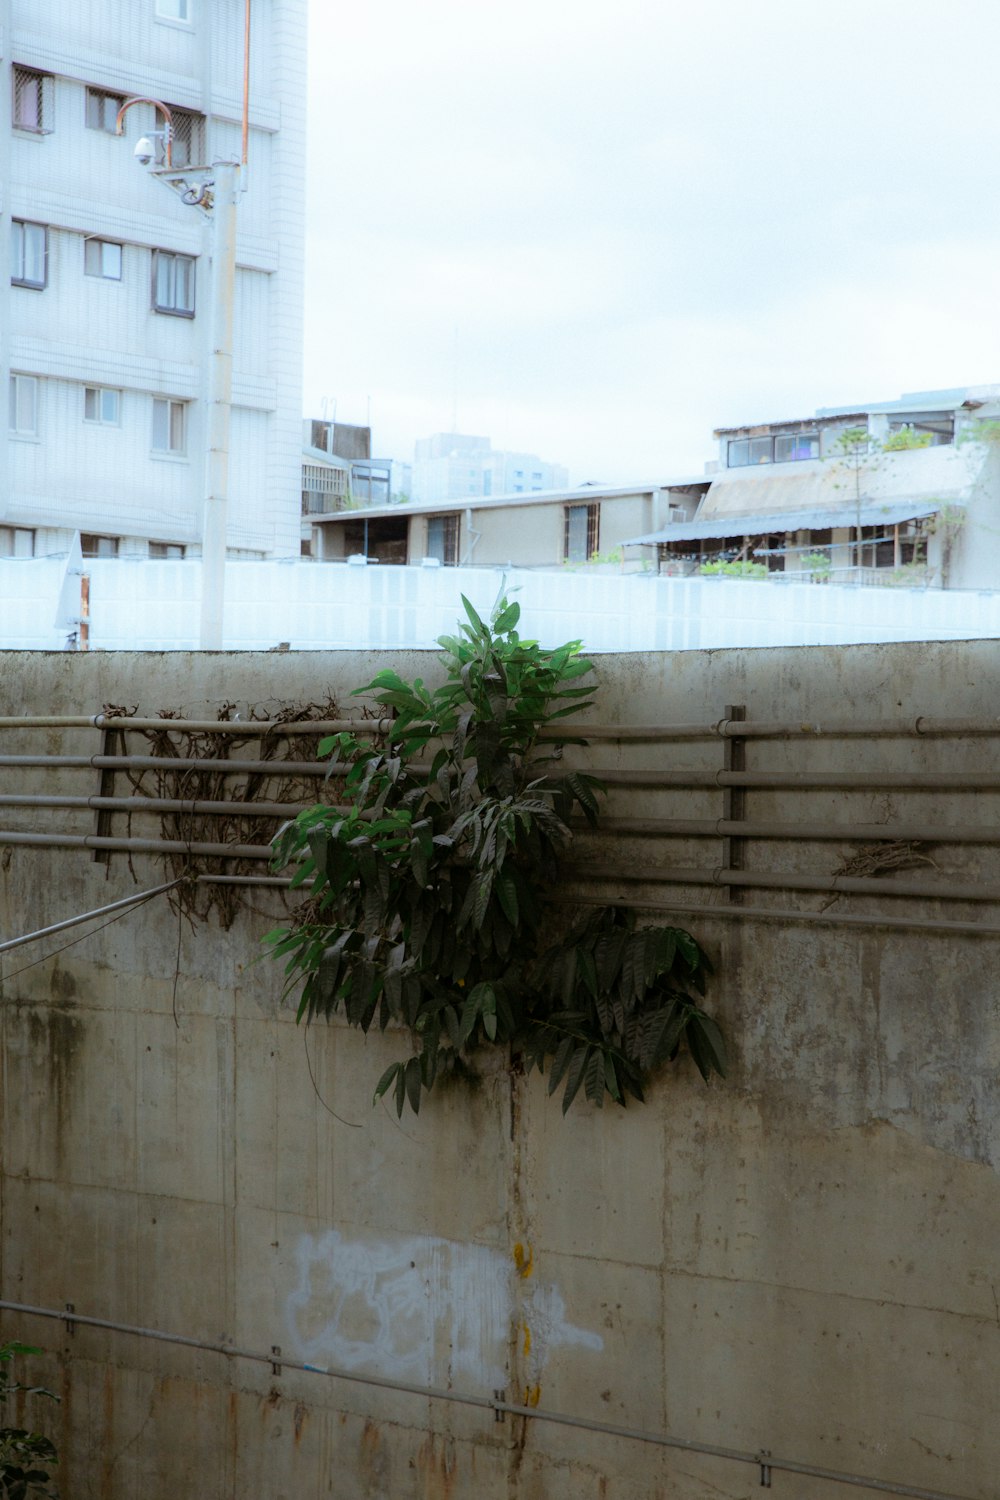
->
<box><xmin>152</xmin><ymin>397</ymin><xmax>187</xmax><ymax>456</ymax></box>
<box><xmin>151</xmin><ymin>249</ymin><xmax>196</xmax><ymax>317</ymax></box>
<box><xmin>8</xmin><ymin>374</ymin><xmax>39</xmax><ymax>437</ymax></box>
<box><xmin>12</xmin><ymin>67</ymin><xmax>53</xmax><ymax>135</ymax></box>
<box><xmin>83</xmin><ymin>386</ymin><xmax>122</xmax><ymax>426</ymax></box>
<box><xmin>155</xmin><ymin>0</ymin><xmax>192</xmax><ymax>21</ymax></box>
<box><xmin>426</xmin><ymin>513</ymin><xmax>460</xmax><ymax>566</ymax></box>
<box><xmin>11</xmin><ymin>220</ymin><xmax>48</xmax><ymax>290</ymax></box>
<box><xmin>0</xmin><ymin>526</ymin><xmax>36</xmax><ymax>559</ymax></box>
<box><xmin>84</xmin><ymin>237</ymin><xmax>123</xmax><ymax>281</ymax></box>
<box><xmin>81</xmin><ymin>534</ymin><xmax>120</xmax><ymax>559</ymax></box>
<box><xmin>563</xmin><ymin>502</ymin><xmax>600</xmax><ymax>563</ymax></box>
<box><xmin>85</xmin><ymin>87</ymin><xmax>125</xmax><ymax>134</ymax></box>
<box><xmin>164</xmin><ymin>107</ymin><xmax>204</xmax><ymax>168</ymax></box>
<box><xmin>149</xmin><ymin>541</ymin><xmax>186</xmax><ymax>559</ymax></box>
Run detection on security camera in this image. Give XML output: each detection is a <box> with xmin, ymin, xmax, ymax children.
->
<box><xmin>133</xmin><ymin>135</ymin><xmax>155</xmax><ymax>165</ymax></box>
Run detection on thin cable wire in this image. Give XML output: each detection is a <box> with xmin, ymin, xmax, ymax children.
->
<box><xmin>0</xmin><ymin>884</ymin><xmax>176</xmax><ymax>985</ymax></box>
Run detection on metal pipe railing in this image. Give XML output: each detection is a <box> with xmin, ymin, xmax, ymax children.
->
<box><xmin>0</xmin><ymin>793</ymin><xmax>317</xmax><ymax>818</ymax></box>
<box><xmin>0</xmin><ymin>831</ymin><xmax>274</xmax><ymax>859</ymax></box>
<box><xmin>0</xmin><ymin>715</ymin><xmax>392</xmax><ymax>736</ymax></box>
<box><xmin>1</xmin><ymin>712</ymin><xmax>999</xmax><ymax>740</ymax></box>
<box><xmin>0</xmin><ymin>1298</ymin><xmax>973</xmax><ymax>1500</ymax></box>
<box><xmin>572</xmin><ymin>865</ymin><xmax>1000</xmax><ymax>904</ymax></box>
<box><xmin>2</xmin><ymin>756</ymin><xmax>1000</xmax><ymax>792</ymax></box>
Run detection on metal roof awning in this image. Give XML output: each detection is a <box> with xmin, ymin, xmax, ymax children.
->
<box><xmin>624</xmin><ymin>501</ymin><xmax>947</xmax><ymax>548</ymax></box>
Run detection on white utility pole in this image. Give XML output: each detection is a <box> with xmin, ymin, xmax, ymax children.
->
<box><xmin>199</xmin><ymin>160</ymin><xmax>240</xmax><ymax>648</ymax></box>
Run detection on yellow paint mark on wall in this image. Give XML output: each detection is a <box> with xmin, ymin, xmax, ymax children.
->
<box><xmin>513</xmin><ymin>1242</ymin><xmax>533</xmax><ymax>1278</ymax></box>
<box><xmin>522</xmin><ymin>1322</ymin><xmax>531</xmax><ymax>1357</ymax></box>
<box><xmin>521</xmin><ymin>1384</ymin><xmax>541</xmax><ymax>1408</ymax></box>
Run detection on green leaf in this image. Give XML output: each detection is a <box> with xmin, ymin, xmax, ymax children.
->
<box><xmin>584</xmin><ymin>1046</ymin><xmax>606</xmax><ymax>1106</ymax></box>
<box><xmin>547</xmin><ymin>1035</ymin><xmax>575</xmax><ymax>1095</ymax></box>
<box><xmin>405</xmin><ymin>1056</ymin><xmax>423</xmax><ymax>1114</ymax></box>
<box><xmin>373</xmin><ymin>1062</ymin><xmax>401</xmax><ymax>1105</ymax></box>
<box><xmin>561</xmin><ymin>1045</ymin><xmax>590</xmax><ymax>1113</ymax></box>
<box><xmin>687</xmin><ymin>1011</ymin><xmax>727</xmax><ymax>1079</ymax></box>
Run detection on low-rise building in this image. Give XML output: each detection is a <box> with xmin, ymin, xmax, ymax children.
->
<box><xmin>310</xmin><ymin>480</ymin><xmax>707</xmax><ymax>568</ymax></box>
<box><xmin>626</xmin><ymin>387</ymin><xmax>1000</xmax><ymax>589</ymax></box>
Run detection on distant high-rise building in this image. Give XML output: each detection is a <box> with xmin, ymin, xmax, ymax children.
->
<box><xmin>1</xmin><ymin>0</ymin><xmax>307</xmax><ymax>562</ymax></box>
<box><xmin>411</xmin><ymin>432</ymin><xmax>568</xmax><ymax>505</ymax></box>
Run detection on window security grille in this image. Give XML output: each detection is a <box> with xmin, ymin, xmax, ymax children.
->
<box><xmin>427</xmin><ymin>514</ymin><xmax>460</xmax><ymax>566</ymax></box>
<box><xmin>564</xmin><ymin>503</ymin><xmax>599</xmax><ymax>562</ymax></box>
<box><xmin>301</xmin><ymin>464</ymin><xmax>348</xmax><ymax>513</ymax></box>
<box><xmin>165</xmin><ymin>108</ymin><xmax>204</xmax><ymax>168</ymax></box>
<box><xmin>13</xmin><ymin>68</ymin><xmax>53</xmax><ymax>133</ymax></box>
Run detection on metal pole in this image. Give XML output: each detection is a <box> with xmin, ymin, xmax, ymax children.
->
<box><xmin>199</xmin><ymin>160</ymin><xmax>240</xmax><ymax>649</ymax></box>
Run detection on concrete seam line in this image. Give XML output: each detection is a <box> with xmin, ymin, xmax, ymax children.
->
<box><xmin>0</xmin><ymin>1300</ymin><xmax>974</xmax><ymax>1500</ymax></box>
<box><xmin>0</xmin><ymin>879</ymin><xmax>183</xmax><ymax>955</ymax></box>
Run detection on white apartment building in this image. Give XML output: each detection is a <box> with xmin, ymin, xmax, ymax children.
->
<box><xmin>1</xmin><ymin>0</ymin><xmax>306</xmax><ymax>563</ymax></box>
<box><xmin>411</xmin><ymin>432</ymin><xmax>569</xmax><ymax>505</ymax></box>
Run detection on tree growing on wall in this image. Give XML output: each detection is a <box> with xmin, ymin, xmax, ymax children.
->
<box><xmin>265</xmin><ymin>594</ymin><xmax>725</xmax><ymax>1114</ymax></box>
<box><xmin>827</xmin><ymin>424</ymin><xmax>880</xmax><ymax>570</ymax></box>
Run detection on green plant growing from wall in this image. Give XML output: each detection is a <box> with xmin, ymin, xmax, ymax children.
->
<box><xmin>0</xmin><ymin>1343</ymin><xmax>59</xmax><ymax>1499</ymax></box>
<box><xmin>800</xmin><ymin>550</ymin><xmax>832</xmax><ymax>582</ymax></box>
<box><xmin>698</xmin><ymin>559</ymin><xmax>767</xmax><ymax>579</ymax></box>
<box><xmin>882</xmin><ymin>426</ymin><xmax>933</xmax><ymax>452</ymax></box>
<box><xmin>265</xmin><ymin>594</ymin><xmax>725</xmax><ymax>1114</ymax></box>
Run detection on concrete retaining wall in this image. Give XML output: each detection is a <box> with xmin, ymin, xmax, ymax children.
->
<box><xmin>0</xmin><ymin>640</ymin><xmax>998</xmax><ymax>1499</ymax></box>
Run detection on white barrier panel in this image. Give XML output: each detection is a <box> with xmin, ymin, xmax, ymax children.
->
<box><xmin>2</xmin><ymin>558</ymin><xmax>1000</xmax><ymax>652</ymax></box>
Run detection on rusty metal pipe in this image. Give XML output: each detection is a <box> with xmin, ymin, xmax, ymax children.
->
<box><xmin>574</xmin><ymin>865</ymin><xmax>1000</xmax><ymax>903</ymax></box>
<box><xmin>0</xmin><ymin>716</ymin><xmax>391</xmax><ymax>735</ymax></box>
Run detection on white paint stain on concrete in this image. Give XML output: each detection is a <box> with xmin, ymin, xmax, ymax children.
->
<box><xmin>286</xmin><ymin>1230</ymin><xmax>602</xmax><ymax>1390</ymax></box>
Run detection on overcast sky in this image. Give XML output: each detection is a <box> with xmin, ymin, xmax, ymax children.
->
<box><xmin>303</xmin><ymin>0</ymin><xmax>1000</xmax><ymax>483</ymax></box>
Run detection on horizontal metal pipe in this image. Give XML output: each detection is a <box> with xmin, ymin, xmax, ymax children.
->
<box><xmin>594</xmin><ymin>769</ymin><xmax>1000</xmax><ymax>790</ymax></box>
<box><xmin>567</xmin><ymin>894</ymin><xmax>1000</xmax><ymax>938</ymax></box>
<box><xmin>0</xmin><ymin>1299</ymin><xmax>971</xmax><ymax>1500</ymax></box>
<box><xmin>0</xmin><ymin>830</ymin><xmax>274</xmax><ymax>860</ymax></box>
<box><xmin>195</xmin><ymin>876</ymin><xmax>1000</xmax><ymax>935</ymax></box>
<box><xmin>576</xmin><ymin>865</ymin><xmax>1000</xmax><ymax>903</ymax></box>
<box><xmin>1</xmin><ymin>797</ymin><xmax>991</xmax><ymax>848</ymax></box>
<box><xmin>0</xmin><ymin>715</ymin><xmax>393</xmax><ymax>736</ymax></box>
<box><xmin>0</xmin><ymin>755</ymin><xmax>330</xmax><ymax>775</ymax></box>
<box><xmin>0</xmin><ymin>793</ymin><xmax>318</xmax><ymax>818</ymax></box>
<box><xmin>3</xmin><ymin>755</ymin><xmax>1000</xmax><ymax>793</ymax></box>
<box><xmin>592</xmin><ymin>816</ymin><xmax>1000</xmax><ymax>844</ymax></box>
<box><xmin>542</xmin><ymin>715</ymin><xmax>1000</xmax><ymax>741</ymax></box>
<box><xmin>0</xmin><ymin>880</ymin><xmax>183</xmax><ymax>954</ymax></box>
<box><xmin>2</xmin><ymin>713</ymin><xmax>999</xmax><ymax>741</ymax></box>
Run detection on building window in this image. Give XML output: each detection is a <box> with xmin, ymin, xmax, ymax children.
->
<box><xmin>564</xmin><ymin>503</ymin><xmax>599</xmax><ymax>562</ymax></box>
<box><xmin>152</xmin><ymin>398</ymin><xmax>186</xmax><ymax>454</ymax></box>
<box><xmin>9</xmin><ymin>375</ymin><xmax>38</xmax><ymax>436</ymax></box>
<box><xmin>81</xmin><ymin>534</ymin><xmax>119</xmax><ymax>558</ymax></box>
<box><xmin>11</xmin><ymin>220</ymin><xmax>47</xmax><ymax>289</ymax></box>
<box><xmin>774</xmin><ymin>432</ymin><xmax>820</xmax><ymax>462</ymax></box>
<box><xmin>84</xmin><ymin>387</ymin><xmax>121</xmax><ymax>425</ymax></box>
<box><xmin>427</xmin><ymin>514</ymin><xmax>459</xmax><ymax>566</ymax></box>
<box><xmin>166</xmin><ymin>108</ymin><xmax>203</xmax><ymax>168</ymax></box>
<box><xmin>152</xmin><ymin>250</ymin><xmax>195</xmax><ymax>316</ymax></box>
<box><xmin>12</xmin><ymin>68</ymin><xmax>53</xmax><ymax>134</ymax></box>
<box><xmin>149</xmin><ymin>542</ymin><xmax>185</xmax><ymax>559</ymax></box>
<box><xmin>156</xmin><ymin>0</ymin><xmax>192</xmax><ymax>19</ymax></box>
<box><xmin>0</xmin><ymin>526</ymin><xmax>35</xmax><ymax>558</ymax></box>
<box><xmin>85</xmin><ymin>87</ymin><xmax>124</xmax><ymax>133</ymax></box>
<box><xmin>84</xmin><ymin>238</ymin><xmax>122</xmax><ymax>280</ymax></box>
<box><xmin>728</xmin><ymin>431</ymin><xmax>820</xmax><ymax>467</ymax></box>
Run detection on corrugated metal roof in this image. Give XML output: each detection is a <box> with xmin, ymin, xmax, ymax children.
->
<box><xmin>624</xmin><ymin>501</ymin><xmax>948</xmax><ymax>547</ymax></box>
